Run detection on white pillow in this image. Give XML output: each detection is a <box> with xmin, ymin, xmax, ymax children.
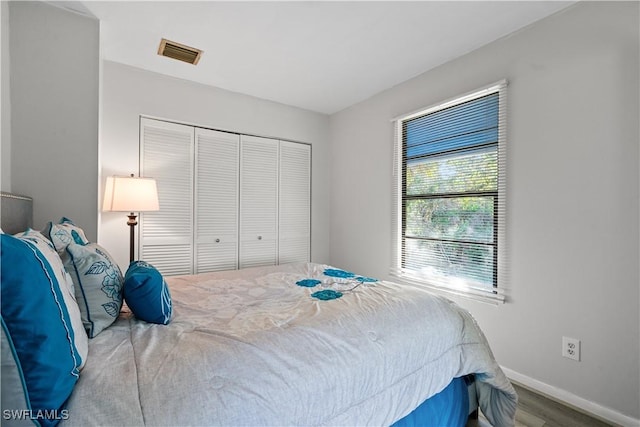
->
<box><xmin>42</xmin><ymin>217</ymin><xmax>90</xmax><ymax>257</ymax></box>
<box><xmin>1</xmin><ymin>326</ymin><xmax>32</xmax><ymax>426</ymax></box>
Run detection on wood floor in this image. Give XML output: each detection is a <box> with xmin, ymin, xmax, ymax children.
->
<box><xmin>469</xmin><ymin>382</ymin><xmax>615</xmax><ymax>427</ymax></box>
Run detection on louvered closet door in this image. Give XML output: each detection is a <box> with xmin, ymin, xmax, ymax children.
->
<box><xmin>279</xmin><ymin>141</ymin><xmax>311</xmax><ymax>263</ymax></box>
<box><xmin>195</xmin><ymin>128</ymin><xmax>239</xmax><ymax>273</ymax></box>
<box><xmin>140</xmin><ymin>118</ymin><xmax>194</xmax><ymax>276</ymax></box>
<box><xmin>239</xmin><ymin>135</ymin><xmax>278</xmax><ymax>268</ymax></box>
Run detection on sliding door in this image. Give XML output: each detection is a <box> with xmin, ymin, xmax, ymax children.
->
<box><xmin>239</xmin><ymin>135</ymin><xmax>279</xmax><ymax>268</ymax></box>
<box><xmin>195</xmin><ymin>128</ymin><xmax>239</xmax><ymax>273</ymax></box>
<box><xmin>140</xmin><ymin>118</ymin><xmax>310</xmax><ymax>275</ymax></box>
<box><xmin>140</xmin><ymin>118</ymin><xmax>194</xmax><ymax>276</ymax></box>
<box><xmin>279</xmin><ymin>141</ymin><xmax>311</xmax><ymax>264</ymax></box>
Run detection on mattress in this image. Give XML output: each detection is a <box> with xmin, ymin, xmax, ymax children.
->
<box><xmin>64</xmin><ymin>262</ymin><xmax>517</xmax><ymax>426</ymax></box>
<box><xmin>393</xmin><ymin>375</ymin><xmax>472</xmax><ymax>426</ymax></box>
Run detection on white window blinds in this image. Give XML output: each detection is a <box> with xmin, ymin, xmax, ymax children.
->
<box><xmin>391</xmin><ymin>81</ymin><xmax>507</xmax><ymax>302</ymax></box>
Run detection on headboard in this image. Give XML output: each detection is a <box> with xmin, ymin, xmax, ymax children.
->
<box><xmin>1</xmin><ymin>192</ymin><xmax>33</xmax><ymax>234</ymax></box>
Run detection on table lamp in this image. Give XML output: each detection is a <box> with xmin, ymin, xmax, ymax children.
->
<box><xmin>103</xmin><ymin>174</ymin><xmax>159</xmax><ymax>263</ymax></box>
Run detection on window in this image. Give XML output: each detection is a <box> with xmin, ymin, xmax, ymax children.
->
<box><xmin>391</xmin><ymin>82</ymin><xmax>507</xmax><ymax>303</ymax></box>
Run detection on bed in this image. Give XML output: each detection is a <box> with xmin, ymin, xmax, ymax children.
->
<box><xmin>1</xmin><ymin>193</ymin><xmax>517</xmax><ymax>427</ymax></box>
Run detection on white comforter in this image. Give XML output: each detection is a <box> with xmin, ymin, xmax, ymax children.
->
<box><xmin>65</xmin><ymin>263</ymin><xmax>517</xmax><ymax>426</ymax></box>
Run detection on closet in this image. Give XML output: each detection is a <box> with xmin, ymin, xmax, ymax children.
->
<box><xmin>139</xmin><ymin>118</ymin><xmax>310</xmax><ymax>276</ymax></box>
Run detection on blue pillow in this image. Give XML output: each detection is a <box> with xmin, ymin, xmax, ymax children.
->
<box><xmin>1</xmin><ymin>234</ymin><xmax>84</xmax><ymax>426</ymax></box>
<box><xmin>124</xmin><ymin>261</ymin><xmax>172</xmax><ymax>325</ymax></box>
<box><xmin>15</xmin><ymin>229</ymin><xmax>88</xmax><ymax>365</ymax></box>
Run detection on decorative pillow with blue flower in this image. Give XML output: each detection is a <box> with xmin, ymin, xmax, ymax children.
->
<box><xmin>65</xmin><ymin>242</ymin><xmax>124</xmax><ymax>338</ymax></box>
<box><xmin>124</xmin><ymin>261</ymin><xmax>172</xmax><ymax>325</ymax></box>
<box><xmin>42</xmin><ymin>217</ymin><xmax>90</xmax><ymax>257</ymax></box>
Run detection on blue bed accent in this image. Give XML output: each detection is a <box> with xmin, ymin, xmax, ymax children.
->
<box><xmin>311</xmin><ymin>289</ymin><xmax>343</xmax><ymax>300</ymax></box>
<box><xmin>323</xmin><ymin>268</ymin><xmax>355</xmax><ymax>278</ymax></box>
<box><xmin>355</xmin><ymin>276</ymin><xmax>378</xmax><ymax>283</ymax></box>
<box><xmin>391</xmin><ymin>376</ymin><xmax>470</xmax><ymax>427</ymax></box>
<box><xmin>296</xmin><ymin>279</ymin><xmax>321</xmax><ymax>287</ymax></box>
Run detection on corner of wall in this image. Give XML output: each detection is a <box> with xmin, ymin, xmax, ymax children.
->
<box><xmin>1</xmin><ymin>0</ymin><xmax>12</xmax><ymax>193</ymax></box>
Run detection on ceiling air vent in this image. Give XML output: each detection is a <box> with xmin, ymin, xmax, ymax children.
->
<box><xmin>158</xmin><ymin>38</ymin><xmax>203</xmax><ymax>65</ymax></box>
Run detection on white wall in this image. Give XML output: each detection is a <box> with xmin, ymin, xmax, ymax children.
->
<box><xmin>1</xmin><ymin>1</ymin><xmax>11</xmax><ymax>192</ymax></box>
<box><xmin>329</xmin><ymin>2</ymin><xmax>639</xmax><ymax>422</ymax></box>
<box><xmin>100</xmin><ymin>61</ymin><xmax>331</xmax><ymax>271</ymax></box>
<box><xmin>8</xmin><ymin>1</ymin><xmax>99</xmax><ymax>238</ymax></box>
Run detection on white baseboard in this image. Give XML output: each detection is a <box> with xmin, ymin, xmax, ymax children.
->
<box><xmin>501</xmin><ymin>366</ymin><xmax>640</xmax><ymax>427</ymax></box>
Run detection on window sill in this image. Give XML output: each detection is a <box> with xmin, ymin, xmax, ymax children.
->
<box><xmin>388</xmin><ymin>273</ymin><xmax>506</xmax><ymax>306</ymax></box>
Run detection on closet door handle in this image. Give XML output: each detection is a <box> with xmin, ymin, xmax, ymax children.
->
<box><xmin>257</xmin><ymin>235</ymin><xmax>262</xmax><ymax>240</ymax></box>
<box><xmin>215</xmin><ymin>238</ymin><xmax>220</xmax><ymax>243</ymax></box>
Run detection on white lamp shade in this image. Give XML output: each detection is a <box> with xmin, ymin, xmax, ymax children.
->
<box><xmin>103</xmin><ymin>175</ymin><xmax>160</xmax><ymax>212</ymax></box>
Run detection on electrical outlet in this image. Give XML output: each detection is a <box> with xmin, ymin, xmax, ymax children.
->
<box><xmin>562</xmin><ymin>336</ymin><xmax>580</xmax><ymax>361</ymax></box>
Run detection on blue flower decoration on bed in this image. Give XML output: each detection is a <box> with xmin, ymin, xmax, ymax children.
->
<box><xmin>323</xmin><ymin>268</ymin><xmax>355</xmax><ymax>278</ymax></box>
<box><xmin>311</xmin><ymin>289</ymin><xmax>343</xmax><ymax>301</ymax></box>
<box><xmin>355</xmin><ymin>276</ymin><xmax>378</xmax><ymax>283</ymax></box>
<box><xmin>296</xmin><ymin>279</ymin><xmax>321</xmax><ymax>288</ymax></box>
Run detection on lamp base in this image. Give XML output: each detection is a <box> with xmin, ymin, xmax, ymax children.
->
<box><xmin>127</xmin><ymin>213</ymin><xmax>138</xmax><ymax>263</ymax></box>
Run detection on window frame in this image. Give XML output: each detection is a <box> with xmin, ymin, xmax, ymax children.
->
<box><xmin>391</xmin><ymin>81</ymin><xmax>507</xmax><ymax>304</ymax></box>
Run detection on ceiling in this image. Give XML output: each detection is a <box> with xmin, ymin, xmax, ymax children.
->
<box><xmin>58</xmin><ymin>1</ymin><xmax>575</xmax><ymax>115</ymax></box>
